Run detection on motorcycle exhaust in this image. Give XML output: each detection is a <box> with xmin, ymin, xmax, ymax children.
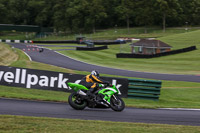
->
<box><xmin>77</xmin><ymin>90</ymin><xmax>87</xmax><ymax>96</ymax></box>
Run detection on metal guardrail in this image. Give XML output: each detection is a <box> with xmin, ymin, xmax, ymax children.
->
<box><xmin>128</xmin><ymin>79</ymin><xmax>162</xmax><ymax>100</ymax></box>
<box><xmin>0</xmin><ymin>39</ymin><xmax>32</xmax><ymax>43</ymax></box>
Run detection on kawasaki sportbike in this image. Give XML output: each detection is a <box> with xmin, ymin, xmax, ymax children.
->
<box><xmin>67</xmin><ymin>82</ymin><xmax>125</xmax><ymax>112</ymax></box>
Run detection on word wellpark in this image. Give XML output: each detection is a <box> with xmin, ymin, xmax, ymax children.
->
<box><xmin>0</xmin><ymin>66</ymin><xmax>128</xmax><ymax>97</ymax></box>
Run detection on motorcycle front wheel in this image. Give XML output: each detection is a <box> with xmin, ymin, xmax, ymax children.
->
<box><xmin>68</xmin><ymin>92</ymin><xmax>87</xmax><ymax>110</ymax></box>
<box><xmin>110</xmin><ymin>95</ymin><xmax>125</xmax><ymax>112</ymax></box>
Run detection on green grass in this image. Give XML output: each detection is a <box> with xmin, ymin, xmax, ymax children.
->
<box><xmin>0</xmin><ymin>43</ymin><xmax>18</xmax><ymax>66</ymax></box>
<box><xmin>1</xmin><ymin>115</ymin><xmax>200</xmax><ymax>133</ymax></box>
<box><xmin>0</xmin><ymin>37</ymin><xmax>200</xmax><ymax>109</ymax></box>
<box><xmin>59</xmin><ymin>45</ymin><xmax>200</xmax><ymax>75</ymax></box>
<box><xmin>1</xmin><ymin>80</ymin><xmax>200</xmax><ymax>109</ymax></box>
<box><xmin>160</xmin><ymin>30</ymin><xmax>200</xmax><ymax>49</ymax></box>
<box><xmin>1</xmin><ymin>26</ymin><xmax>200</xmax><ymax>41</ymax></box>
<box><xmin>34</xmin><ymin>27</ymin><xmax>200</xmax><ymax>41</ymax></box>
<box><xmin>1</xmin><ymin>30</ymin><xmax>200</xmax><ymax>109</ymax></box>
<box><xmin>51</xmin><ymin>30</ymin><xmax>200</xmax><ymax>75</ymax></box>
<box><xmin>7</xmin><ymin>44</ymin><xmax>75</xmax><ymax>74</ymax></box>
<box><xmin>0</xmin><ymin>85</ymin><xmax>69</xmax><ymax>102</ymax></box>
<box><xmin>42</xmin><ymin>46</ymin><xmax>78</xmax><ymax>50</ymax></box>
<box><xmin>1</xmin><ymin>27</ymin><xmax>200</xmax><ymax>132</ymax></box>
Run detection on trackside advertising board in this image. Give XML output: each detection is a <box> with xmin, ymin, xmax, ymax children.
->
<box><xmin>0</xmin><ymin>66</ymin><xmax>128</xmax><ymax>97</ymax></box>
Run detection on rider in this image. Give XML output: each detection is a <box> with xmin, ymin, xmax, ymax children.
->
<box><xmin>80</xmin><ymin>70</ymin><xmax>111</xmax><ymax>97</ymax></box>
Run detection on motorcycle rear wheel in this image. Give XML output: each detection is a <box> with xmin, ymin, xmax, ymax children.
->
<box><xmin>68</xmin><ymin>92</ymin><xmax>87</xmax><ymax>110</ymax></box>
<box><xmin>110</xmin><ymin>95</ymin><xmax>125</xmax><ymax>112</ymax></box>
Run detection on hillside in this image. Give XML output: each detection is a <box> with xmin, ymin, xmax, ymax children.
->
<box><xmin>0</xmin><ymin>31</ymin><xmax>200</xmax><ymax>110</ymax></box>
<box><xmin>160</xmin><ymin>30</ymin><xmax>200</xmax><ymax>49</ymax></box>
<box><xmin>57</xmin><ymin>30</ymin><xmax>200</xmax><ymax>75</ymax></box>
<box><xmin>0</xmin><ymin>43</ymin><xmax>18</xmax><ymax>66</ymax></box>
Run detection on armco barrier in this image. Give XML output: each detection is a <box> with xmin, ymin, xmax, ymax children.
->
<box><xmin>128</xmin><ymin>79</ymin><xmax>162</xmax><ymax>100</ymax></box>
<box><xmin>93</xmin><ymin>40</ymin><xmax>126</xmax><ymax>45</ymax></box>
<box><xmin>76</xmin><ymin>46</ymin><xmax>108</xmax><ymax>51</ymax></box>
<box><xmin>33</xmin><ymin>40</ymin><xmax>77</xmax><ymax>44</ymax></box>
<box><xmin>0</xmin><ymin>39</ymin><xmax>32</xmax><ymax>43</ymax></box>
<box><xmin>32</xmin><ymin>40</ymin><xmax>126</xmax><ymax>45</ymax></box>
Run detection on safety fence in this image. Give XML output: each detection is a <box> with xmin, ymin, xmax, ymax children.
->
<box><xmin>128</xmin><ymin>79</ymin><xmax>162</xmax><ymax>100</ymax></box>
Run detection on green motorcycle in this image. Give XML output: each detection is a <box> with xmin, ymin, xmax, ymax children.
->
<box><xmin>67</xmin><ymin>82</ymin><xmax>125</xmax><ymax>112</ymax></box>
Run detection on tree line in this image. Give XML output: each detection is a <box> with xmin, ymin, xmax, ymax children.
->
<box><xmin>0</xmin><ymin>0</ymin><xmax>200</xmax><ymax>33</ymax></box>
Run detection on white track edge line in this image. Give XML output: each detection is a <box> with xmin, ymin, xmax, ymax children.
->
<box><xmin>23</xmin><ymin>51</ymin><xmax>32</xmax><ymax>61</ymax></box>
<box><xmin>54</xmin><ymin>51</ymin><xmax>193</xmax><ymax>76</ymax></box>
<box><xmin>159</xmin><ymin>108</ymin><xmax>200</xmax><ymax>111</ymax></box>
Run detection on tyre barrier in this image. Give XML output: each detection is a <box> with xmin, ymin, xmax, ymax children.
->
<box><xmin>0</xmin><ymin>39</ymin><xmax>32</xmax><ymax>43</ymax></box>
<box><xmin>76</xmin><ymin>46</ymin><xmax>108</xmax><ymax>51</ymax></box>
<box><xmin>128</xmin><ymin>79</ymin><xmax>162</xmax><ymax>100</ymax></box>
<box><xmin>116</xmin><ymin>46</ymin><xmax>197</xmax><ymax>58</ymax></box>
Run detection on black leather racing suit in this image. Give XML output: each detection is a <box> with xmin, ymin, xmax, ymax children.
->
<box><xmin>80</xmin><ymin>74</ymin><xmax>110</xmax><ymax>93</ymax></box>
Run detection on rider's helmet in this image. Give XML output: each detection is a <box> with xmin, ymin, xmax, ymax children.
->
<box><xmin>91</xmin><ymin>70</ymin><xmax>99</xmax><ymax>77</ymax></box>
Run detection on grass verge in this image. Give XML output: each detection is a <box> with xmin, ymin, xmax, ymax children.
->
<box><xmin>0</xmin><ymin>115</ymin><xmax>200</xmax><ymax>133</ymax></box>
<box><xmin>51</xmin><ymin>30</ymin><xmax>200</xmax><ymax>75</ymax></box>
<box><xmin>1</xmin><ymin>27</ymin><xmax>200</xmax><ymax>132</ymax></box>
<box><xmin>0</xmin><ymin>42</ymin><xmax>200</xmax><ymax>109</ymax></box>
<box><xmin>34</xmin><ymin>27</ymin><xmax>200</xmax><ymax>40</ymax></box>
<box><xmin>1</xmin><ymin>79</ymin><xmax>200</xmax><ymax>109</ymax></box>
<box><xmin>0</xmin><ymin>43</ymin><xmax>18</xmax><ymax>66</ymax></box>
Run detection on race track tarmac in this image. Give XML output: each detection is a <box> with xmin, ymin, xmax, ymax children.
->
<box><xmin>2</xmin><ymin>43</ymin><xmax>200</xmax><ymax>126</ymax></box>
<box><xmin>1</xmin><ymin>98</ymin><xmax>200</xmax><ymax>126</ymax></box>
<box><xmin>8</xmin><ymin>43</ymin><xmax>200</xmax><ymax>82</ymax></box>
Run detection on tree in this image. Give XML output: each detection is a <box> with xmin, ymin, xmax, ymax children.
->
<box><xmin>26</xmin><ymin>0</ymin><xmax>45</xmax><ymax>25</ymax></box>
<box><xmin>85</xmin><ymin>0</ymin><xmax>107</xmax><ymax>33</ymax></box>
<box><xmin>179</xmin><ymin>0</ymin><xmax>200</xmax><ymax>26</ymax></box>
<box><xmin>1</xmin><ymin>0</ymin><xmax>200</xmax><ymax>33</ymax></box>
<box><xmin>65</xmin><ymin>0</ymin><xmax>89</xmax><ymax>33</ymax></box>
<box><xmin>53</xmin><ymin>0</ymin><xmax>70</xmax><ymax>32</ymax></box>
<box><xmin>0</xmin><ymin>0</ymin><xmax>8</xmax><ymax>23</ymax></box>
<box><xmin>35</xmin><ymin>0</ymin><xmax>55</xmax><ymax>27</ymax></box>
<box><xmin>101</xmin><ymin>0</ymin><xmax>121</xmax><ymax>28</ymax></box>
<box><xmin>115</xmin><ymin>0</ymin><xmax>134</xmax><ymax>34</ymax></box>
<box><xmin>155</xmin><ymin>0</ymin><xmax>181</xmax><ymax>32</ymax></box>
<box><xmin>134</xmin><ymin>0</ymin><xmax>155</xmax><ymax>33</ymax></box>
<box><xmin>7</xmin><ymin>0</ymin><xmax>30</xmax><ymax>25</ymax></box>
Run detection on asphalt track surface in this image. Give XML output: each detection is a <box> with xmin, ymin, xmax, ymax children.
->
<box><xmin>1</xmin><ymin>98</ymin><xmax>200</xmax><ymax>126</ymax></box>
<box><xmin>2</xmin><ymin>43</ymin><xmax>200</xmax><ymax>126</ymax></box>
<box><xmin>8</xmin><ymin>43</ymin><xmax>200</xmax><ymax>82</ymax></box>
<box><xmin>36</xmin><ymin>44</ymin><xmax>86</xmax><ymax>51</ymax></box>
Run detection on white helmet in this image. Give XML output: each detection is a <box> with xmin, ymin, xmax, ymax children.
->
<box><xmin>91</xmin><ymin>70</ymin><xmax>99</xmax><ymax>77</ymax></box>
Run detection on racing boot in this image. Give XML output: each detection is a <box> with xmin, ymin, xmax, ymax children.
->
<box><xmin>86</xmin><ymin>89</ymin><xmax>95</xmax><ymax>99</ymax></box>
